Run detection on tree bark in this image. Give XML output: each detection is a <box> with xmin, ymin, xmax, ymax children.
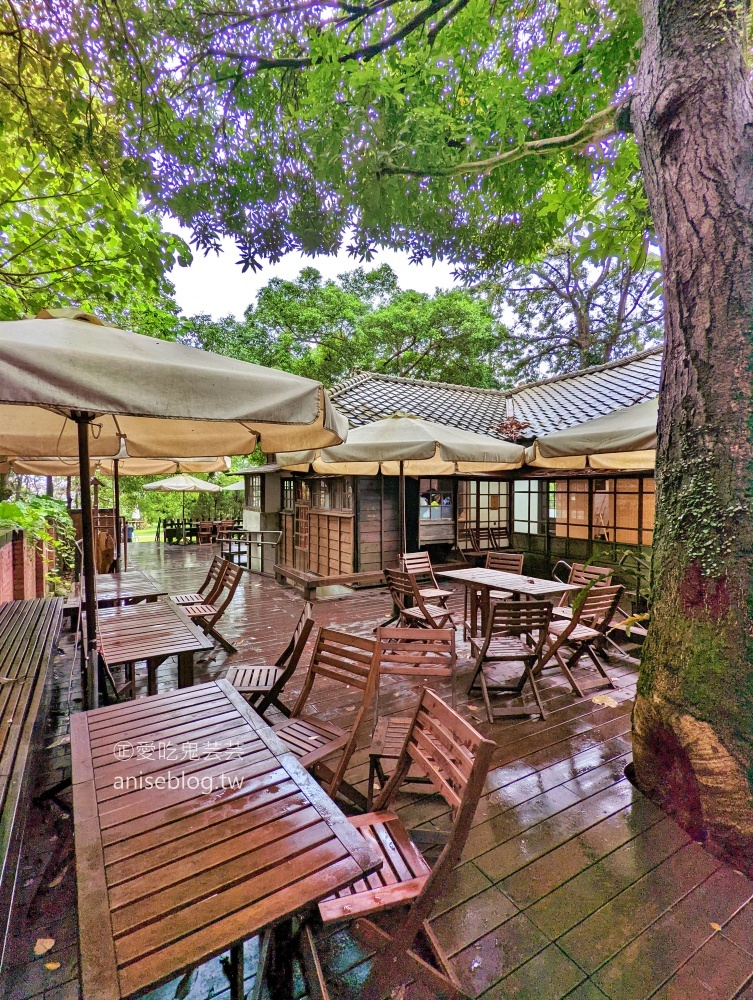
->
<box><xmin>631</xmin><ymin>0</ymin><xmax>753</xmax><ymax>869</ymax></box>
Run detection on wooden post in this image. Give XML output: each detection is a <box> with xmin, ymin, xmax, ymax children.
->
<box><xmin>398</xmin><ymin>460</ymin><xmax>406</xmax><ymax>555</ymax></box>
<box><xmin>113</xmin><ymin>459</ymin><xmax>121</xmax><ymax>571</ymax></box>
<box><xmin>74</xmin><ymin>413</ymin><xmax>98</xmax><ymax>709</ymax></box>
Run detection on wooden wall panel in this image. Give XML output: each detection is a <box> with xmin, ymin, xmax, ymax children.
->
<box><xmin>356</xmin><ymin>476</ymin><xmax>400</xmax><ymax>573</ymax></box>
<box><xmin>309</xmin><ymin>512</ymin><xmax>353</xmax><ymax>576</ymax></box>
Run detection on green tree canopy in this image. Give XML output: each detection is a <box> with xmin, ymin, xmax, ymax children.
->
<box><xmin>482</xmin><ymin>235</ymin><xmax>663</xmax><ymax>385</ymax></box>
<box><xmin>10</xmin><ymin>0</ymin><xmax>646</xmax><ymax>274</ymax></box>
<box><xmin>183</xmin><ymin>264</ymin><xmax>500</xmax><ymax>386</ymax></box>
<box><xmin>0</xmin><ymin>20</ymin><xmax>190</xmax><ymax>321</ymax></box>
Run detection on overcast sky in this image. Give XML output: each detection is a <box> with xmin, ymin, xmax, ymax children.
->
<box><xmin>164</xmin><ymin>222</ymin><xmax>460</xmax><ymax>320</ymax></box>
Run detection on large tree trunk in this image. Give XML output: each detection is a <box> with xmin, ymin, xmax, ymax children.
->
<box><xmin>631</xmin><ymin>0</ymin><xmax>753</xmax><ymax>869</ymax></box>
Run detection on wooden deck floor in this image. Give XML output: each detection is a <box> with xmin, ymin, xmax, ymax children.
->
<box><xmin>5</xmin><ymin>543</ymin><xmax>753</xmax><ymax>1000</ymax></box>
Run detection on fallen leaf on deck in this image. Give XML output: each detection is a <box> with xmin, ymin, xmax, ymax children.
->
<box><xmin>390</xmin><ymin>987</ymin><xmax>407</xmax><ymax>1000</ymax></box>
<box><xmin>174</xmin><ymin>969</ymin><xmax>195</xmax><ymax>999</ymax></box>
<box><xmin>48</xmin><ymin>864</ymin><xmax>69</xmax><ymax>888</ymax></box>
<box><xmin>592</xmin><ymin>695</ymin><xmax>618</xmax><ymax>708</ymax></box>
<box><xmin>34</xmin><ymin>938</ymin><xmax>55</xmax><ymax>956</ymax></box>
<box><xmin>710</xmin><ymin>922</ymin><xmax>722</xmax><ymax>931</ymax></box>
<box><xmin>45</xmin><ymin>735</ymin><xmax>70</xmax><ymax>749</ymax></box>
<box><xmin>44</xmin><ymin>962</ymin><xmax>60</xmax><ymax>971</ymax></box>
<box><xmin>345</xmin><ymin>705</ymin><xmax>355</xmax><ymax>712</ymax></box>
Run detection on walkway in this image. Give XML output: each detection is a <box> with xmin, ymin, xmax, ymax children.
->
<box><xmin>4</xmin><ymin>543</ymin><xmax>753</xmax><ymax>1000</ymax></box>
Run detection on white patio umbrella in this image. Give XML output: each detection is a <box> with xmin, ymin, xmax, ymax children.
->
<box><xmin>0</xmin><ymin>309</ymin><xmax>347</xmax><ymax>708</ymax></box>
<box><xmin>0</xmin><ymin>454</ymin><xmax>231</xmax><ymax>569</ymax></box>
<box><xmin>278</xmin><ymin>414</ymin><xmax>525</xmax><ymax>551</ymax></box>
<box><xmin>528</xmin><ymin>398</ymin><xmax>657</xmax><ymax>471</ymax></box>
<box><xmin>143</xmin><ymin>474</ymin><xmax>221</xmax><ymax>544</ymax></box>
<box><xmin>223</xmin><ymin>480</ymin><xmax>245</xmax><ymax>491</ymax></box>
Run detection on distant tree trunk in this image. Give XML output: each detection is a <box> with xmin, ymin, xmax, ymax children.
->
<box><xmin>631</xmin><ymin>0</ymin><xmax>753</xmax><ymax>869</ymax></box>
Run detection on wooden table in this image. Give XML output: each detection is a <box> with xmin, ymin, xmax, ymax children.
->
<box><xmin>438</xmin><ymin>567</ymin><xmax>580</xmax><ymax>637</ymax></box>
<box><xmin>95</xmin><ymin>570</ymin><xmax>166</xmax><ymax>607</ymax></box>
<box><xmin>97</xmin><ymin>599</ymin><xmax>213</xmax><ymax>694</ymax></box>
<box><xmin>72</xmin><ymin>679</ymin><xmax>381</xmax><ymax>1000</ymax></box>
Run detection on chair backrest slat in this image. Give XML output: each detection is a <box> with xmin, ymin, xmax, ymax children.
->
<box><xmin>478</xmin><ymin>599</ymin><xmax>553</xmax><ymax>662</ymax></box>
<box><xmin>401</xmin><ymin>551</ymin><xmax>435</xmax><ymax>581</ymax></box>
<box><xmin>201</xmin><ymin>556</ymin><xmax>226</xmax><ymax>602</ymax></box>
<box><xmin>203</xmin><ymin>561</ymin><xmax>243</xmax><ymax>626</ymax></box>
<box><xmin>291</xmin><ymin>627</ymin><xmax>377</xmax><ymax>716</ymax></box>
<box><xmin>575</xmin><ymin>584</ymin><xmax>624</xmax><ymax>630</ymax></box>
<box><xmin>275</xmin><ymin>601</ymin><xmax>315</xmax><ymax>669</ymax></box>
<box><xmin>485</xmin><ymin>551</ymin><xmax>524</xmax><ymax>574</ymax></box>
<box><xmin>376</xmin><ymin>627</ymin><xmax>454</xmax><ymax>676</ymax></box>
<box><xmin>569</xmin><ymin>562</ymin><xmax>614</xmax><ymax>587</ymax></box>
<box><xmin>384</xmin><ymin>568</ymin><xmax>446</xmax><ymax>628</ymax></box>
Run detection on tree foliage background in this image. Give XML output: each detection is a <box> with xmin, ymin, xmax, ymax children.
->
<box><xmin>0</xmin><ymin>0</ymin><xmax>662</xmax><ymax>388</ymax></box>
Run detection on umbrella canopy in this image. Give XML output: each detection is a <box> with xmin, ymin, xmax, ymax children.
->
<box><xmin>529</xmin><ymin>398</ymin><xmax>657</xmax><ymax>471</ymax></box>
<box><xmin>0</xmin><ymin>309</ymin><xmax>347</xmax><ymax>710</ymax></box>
<box><xmin>0</xmin><ymin>310</ymin><xmax>348</xmax><ymax>457</ymax></box>
<box><xmin>278</xmin><ymin>415</ymin><xmax>525</xmax><ymax>475</ymax></box>
<box><xmin>223</xmin><ymin>480</ymin><xmax>245</xmax><ymax>491</ymax></box>
<box><xmin>0</xmin><ymin>456</ymin><xmax>231</xmax><ymax>476</ymax></box>
<box><xmin>142</xmin><ymin>474</ymin><xmax>221</xmax><ymax>494</ymax></box>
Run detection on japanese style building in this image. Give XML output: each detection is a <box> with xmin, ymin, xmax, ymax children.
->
<box><xmin>240</xmin><ymin>347</ymin><xmax>662</xmax><ymax>605</ymax></box>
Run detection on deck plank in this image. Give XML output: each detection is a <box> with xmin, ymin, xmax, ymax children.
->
<box><xmin>4</xmin><ymin>542</ymin><xmax>753</xmax><ymax>1000</ymax></box>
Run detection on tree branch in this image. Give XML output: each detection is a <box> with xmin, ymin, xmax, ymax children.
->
<box><xmin>381</xmin><ymin>103</ymin><xmax>623</xmax><ymax>178</ymax></box>
<box><xmin>203</xmin><ymin>0</ymin><xmax>458</xmax><ymax>71</ymax></box>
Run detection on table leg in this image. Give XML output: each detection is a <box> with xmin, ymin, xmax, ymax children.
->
<box><xmin>178</xmin><ymin>651</ymin><xmax>194</xmax><ymax>688</ymax></box>
<box><xmin>268</xmin><ymin>920</ymin><xmax>294</xmax><ymax>1000</ymax></box>
<box><xmin>229</xmin><ymin>942</ymin><xmax>244</xmax><ymax>1000</ymax></box>
<box><xmin>147</xmin><ymin>659</ymin><xmax>158</xmax><ymax>696</ymax></box>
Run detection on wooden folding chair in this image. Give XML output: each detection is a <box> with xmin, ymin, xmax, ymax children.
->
<box><xmin>181</xmin><ymin>560</ymin><xmax>243</xmax><ymax>654</ymax></box>
<box><xmin>543</xmin><ymin>584</ymin><xmax>624</xmax><ymax>697</ymax></box>
<box><xmin>197</xmin><ymin>521</ymin><xmax>214</xmax><ymax>545</ymax></box>
<box><xmin>401</xmin><ymin>551</ymin><xmax>454</xmax><ymax>608</ymax></box>
<box><xmin>475</xmin><ymin>525</ymin><xmax>499</xmax><ymax>551</ymax></box>
<box><xmin>551</xmin><ymin>561</ymin><xmax>614</xmax><ymax>617</ymax></box>
<box><xmin>225</xmin><ymin>602</ymin><xmax>314</xmax><ymax>719</ymax></box>
<box><xmin>462</xmin><ymin>550</ymin><xmax>525</xmax><ymax>638</ymax></box>
<box><xmin>300</xmin><ymin>689</ymin><xmax>496</xmax><ymax>1000</ymax></box>
<box><xmin>367</xmin><ymin>627</ymin><xmax>457</xmax><ymax>808</ymax></box>
<box><xmin>171</xmin><ymin>554</ymin><xmax>226</xmax><ymax>605</ymax></box>
<box><xmin>272</xmin><ymin>627</ymin><xmax>378</xmax><ymax>807</ymax></box>
<box><xmin>490</xmin><ymin>525</ymin><xmax>510</xmax><ymax>549</ymax></box>
<box><xmin>384</xmin><ymin>568</ymin><xmax>454</xmax><ymax>630</ymax></box>
<box><xmin>468</xmin><ymin>600</ymin><xmax>553</xmax><ymax>721</ymax></box>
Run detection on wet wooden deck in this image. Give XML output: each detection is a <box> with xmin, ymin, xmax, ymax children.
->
<box><xmin>5</xmin><ymin>543</ymin><xmax>753</xmax><ymax>1000</ymax></box>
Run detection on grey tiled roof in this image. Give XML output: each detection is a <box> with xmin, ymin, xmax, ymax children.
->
<box><xmin>330</xmin><ymin>348</ymin><xmax>663</xmax><ymax>439</ymax></box>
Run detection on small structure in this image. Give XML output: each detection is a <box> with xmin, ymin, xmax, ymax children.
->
<box><xmin>236</xmin><ymin>464</ymin><xmax>284</xmax><ymax>575</ymax></box>
<box><xmin>246</xmin><ymin>348</ymin><xmax>662</xmax><ymax>604</ymax></box>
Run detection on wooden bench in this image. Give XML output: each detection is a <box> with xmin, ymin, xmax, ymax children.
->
<box><xmin>0</xmin><ymin>598</ymin><xmax>63</xmax><ymax>989</ymax></box>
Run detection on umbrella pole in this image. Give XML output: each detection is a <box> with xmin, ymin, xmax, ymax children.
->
<box><xmin>182</xmin><ymin>492</ymin><xmax>186</xmax><ymax>545</ymax></box>
<box><xmin>113</xmin><ymin>459</ymin><xmax>121</xmax><ymax>571</ymax></box>
<box><xmin>399</xmin><ymin>460</ymin><xmax>406</xmax><ymax>554</ymax></box>
<box><xmin>74</xmin><ymin>413</ymin><xmax>98</xmax><ymax>710</ymax></box>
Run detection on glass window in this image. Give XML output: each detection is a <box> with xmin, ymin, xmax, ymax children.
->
<box><xmin>513</xmin><ymin>480</ymin><xmax>540</xmax><ymax>534</ymax></box>
<box><xmin>311</xmin><ymin>480</ymin><xmax>331</xmax><ymax>510</ymax></box>
<box><xmin>550</xmin><ymin>479</ymin><xmax>589</xmax><ymax>539</ymax></box>
<box><xmin>309</xmin><ymin>477</ymin><xmax>353</xmax><ymax>512</ymax></box>
<box><xmin>418</xmin><ymin>479</ymin><xmax>453</xmax><ymax>520</ymax></box>
<box><xmin>247</xmin><ymin>475</ymin><xmax>262</xmax><ymax>510</ymax></box>
<box><xmin>282</xmin><ymin>479</ymin><xmax>295</xmax><ymax>511</ymax></box>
